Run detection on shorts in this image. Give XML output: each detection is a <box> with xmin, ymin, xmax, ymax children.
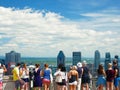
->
<box><xmin>42</xmin><ymin>78</ymin><xmax>50</xmax><ymax>84</ymax></box>
<box><xmin>114</xmin><ymin>77</ymin><xmax>120</xmax><ymax>87</ymax></box>
<box><xmin>22</xmin><ymin>78</ymin><xmax>29</xmax><ymax>82</ymax></box>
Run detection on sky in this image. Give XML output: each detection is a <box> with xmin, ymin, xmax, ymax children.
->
<box><xmin>0</xmin><ymin>0</ymin><xmax>120</xmax><ymax>58</ymax></box>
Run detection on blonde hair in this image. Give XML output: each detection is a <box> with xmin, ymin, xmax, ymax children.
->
<box><xmin>108</xmin><ymin>63</ymin><xmax>112</xmax><ymax>68</ymax></box>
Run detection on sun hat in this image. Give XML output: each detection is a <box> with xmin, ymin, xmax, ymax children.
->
<box><xmin>77</xmin><ymin>62</ymin><xmax>82</xmax><ymax>67</ymax></box>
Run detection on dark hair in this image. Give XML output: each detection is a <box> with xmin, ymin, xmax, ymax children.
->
<box><xmin>58</xmin><ymin>64</ymin><xmax>63</xmax><ymax>69</ymax></box>
<box><xmin>44</xmin><ymin>63</ymin><xmax>49</xmax><ymax>67</ymax></box>
<box><xmin>113</xmin><ymin>60</ymin><xmax>117</xmax><ymax>65</ymax></box>
<box><xmin>61</xmin><ymin>66</ymin><xmax>66</xmax><ymax>72</ymax></box>
<box><xmin>35</xmin><ymin>64</ymin><xmax>40</xmax><ymax>68</ymax></box>
<box><xmin>16</xmin><ymin>63</ymin><xmax>21</xmax><ymax>66</ymax></box>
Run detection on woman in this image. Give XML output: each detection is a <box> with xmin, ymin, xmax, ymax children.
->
<box><xmin>106</xmin><ymin>63</ymin><xmax>115</xmax><ymax>90</ymax></box>
<box><xmin>54</xmin><ymin>64</ymin><xmax>63</xmax><ymax>90</ymax></box>
<box><xmin>42</xmin><ymin>64</ymin><xmax>51</xmax><ymax>90</ymax></box>
<box><xmin>54</xmin><ymin>66</ymin><xmax>67</xmax><ymax>90</ymax></box>
<box><xmin>96</xmin><ymin>64</ymin><xmax>106</xmax><ymax>90</ymax></box>
<box><xmin>20</xmin><ymin>63</ymin><xmax>29</xmax><ymax>90</ymax></box>
<box><xmin>68</xmin><ymin>66</ymin><xmax>78</xmax><ymax>90</ymax></box>
<box><xmin>81</xmin><ymin>61</ymin><xmax>90</xmax><ymax>90</ymax></box>
<box><xmin>33</xmin><ymin>64</ymin><xmax>42</xmax><ymax>90</ymax></box>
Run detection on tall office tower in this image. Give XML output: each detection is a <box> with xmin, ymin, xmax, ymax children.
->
<box><xmin>105</xmin><ymin>52</ymin><xmax>111</xmax><ymax>70</ymax></box>
<box><xmin>5</xmin><ymin>51</ymin><xmax>21</xmax><ymax>65</ymax></box>
<box><xmin>94</xmin><ymin>50</ymin><xmax>100</xmax><ymax>71</ymax></box>
<box><xmin>72</xmin><ymin>52</ymin><xmax>81</xmax><ymax>65</ymax></box>
<box><xmin>57</xmin><ymin>50</ymin><xmax>65</xmax><ymax>67</ymax></box>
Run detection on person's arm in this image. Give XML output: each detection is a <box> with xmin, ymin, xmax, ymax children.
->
<box><xmin>2</xmin><ymin>65</ymin><xmax>7</xmax><ymax>73</ymax></box>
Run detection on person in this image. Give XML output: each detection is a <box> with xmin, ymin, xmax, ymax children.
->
<box><xmin>106</xmin><ymin>63</ymin><xmax>115</xmax><ymax>90</ymax></box>
<box><xmin>33</xmin><ymin>64</ymin><xmax>42</xmax><ymax>90</ymax></box>
<box><xmin>96</xmin><ymin>64</ymin><xmax>106</xmax><ymax>90</ymax></box>
<box><xmin>81</xmin><ymin>61</ymin><xmax>90</xmax><ymax>90</ymax></box>
<box><xmin>54</xmin><ymin>64</ymin><xmax>63</xmax><ymax>90</ymax></box>
<box><xmin>0</xmin><ymin>63</ymin><xmax>7</xmax><ymax>90</ymax></box>
<box><xmin>113</xmin><ymin>60</ymin><xmax>120</xmax><ymax>90</ymax></box>
<box><xmin>54</xmin><ymin>66</ymin><xmax>67</xmax><ymax>90</ymax></box>
<box><xmin>68</xmin><ymin>66</ymin><xmax>78</xmax><ymax>90</ymax></box>
<box><xmin>77</xmin><ymin>62</ymin><xmax>83</xmax><ymax>90</ymax></box>
<box><xmin>42</xmin><ymin>63</ymin><xmax>51</xmax><ymax>90</ymax></box>
<box><xmin>20</xmin><ymin>63</ymin><xmax>29</xmax><ymax>90</ymax></box>
<box><xmin>12</xmin><ymin>63</ymin><xmax>24</xmax><ymax>90</ymax></box>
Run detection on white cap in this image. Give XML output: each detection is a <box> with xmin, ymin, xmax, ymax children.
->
<box><xmin>77</xmin><ymin>62</ymin><xmax>82</xmax><ymax>67</ymax></box>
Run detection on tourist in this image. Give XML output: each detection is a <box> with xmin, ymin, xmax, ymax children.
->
<box><xmin>20</xmin><ymin>63</ymin><xmax>29</xmax><ymax>90</ymax></box>
<box><xmin>54</xmin><ymin>64</ymin><xmax>64</xmax><ymax>90</ymax></box>
<box><xmin>33</xmin><ymin>64</ymin><xmax>42</xmax><ymax>90</ymax></box>
<box><xmin>68</xmin><ymin>65</ymin><xmax>78</xmax><ymax>90</ymax></box>
<box><xmin>106</xmin><ymin>63</ymin><xmax>115</xmax><ymax>90</ymax></box>
<box><xmin>0</xmin><ymin>63</ymin><xmax>7</xmax><ymax>90</ymax></box>
<box><xmin>96</xmin><ymin>64</ymin><xmax>106</xmax><ymax>90</ymax></box>
<box><xmin>54</xmin><ymin>66</ymin><xmax>68</xmax><ymax>90</ymax></box>
<box><xmin>81</xmin><ymin>61</ymin><xmax>90</xmax><ymax>90</ymax></box>
<box><xmin>42</xmin><ymin>63</ymin><xmax>51</xmax><ymax>90</ymax></box>
<box><xmin>12</xmin><ymin>63</ymin><xmax>25</xmax><ymax>90</ymax></box>
<box><xmin>113</xmin><ymin>60</ymin><xmax>120</xmax><ymax>90</ymax></box>
<box><xmin>77</xmin><ymin>62</ymin><xmax>83</xmax><ymax>90</ymax></box>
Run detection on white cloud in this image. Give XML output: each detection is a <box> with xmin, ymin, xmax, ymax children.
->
<box><xmin>0</xmin><ymin>7</ymin><xmax>120</xmax><ymax>57</ymax></box>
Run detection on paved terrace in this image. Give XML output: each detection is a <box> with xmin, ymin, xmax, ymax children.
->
<box><xmin>3</xmin><ymin>75</ymin><xmax>103</xmax><ymax>90</ymax></box>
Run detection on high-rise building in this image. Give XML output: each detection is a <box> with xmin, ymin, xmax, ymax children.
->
<box><xmin>5</xmin><ymin>51</ymin><xmax>21</xmax><ymax>65</ymax></box>
<box><xmin>105</xmin><ymin>52</ymin><xmax>111</xmax><ymax>70</ymax></box>
<box><xmin>57</xmin><ymin>50</ymin><xmax>65</xmax><ymax>67</ymax></box>
<box><xmin>72</xmin><ymin>52</ymin><xmax>81</xmax><ymax>65</ymax></box>
<box><xmin>94</xmin><ymin>50</ymin><xmax>100</xmax><ymax>71</ymax></box>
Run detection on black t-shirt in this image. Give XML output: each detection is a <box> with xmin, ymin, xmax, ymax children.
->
<box><xmin>113</xmin><ymin>66</ymin><xmax>119</xmax><ymax>77</ymax></box>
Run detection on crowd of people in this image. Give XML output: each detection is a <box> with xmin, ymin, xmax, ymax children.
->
<box><xmin>96</xmin><ymin>59</ymin><xmax>120</xmax><ymax>90</ymax></box>
<box><xmin>1</xmin><ymin>59</ymin><xmax>120</xmax><ymax>90</ymax></box>
<box><xmin>11</xmin><ymin>61</ymin><xmax>91</xmax><ymax>90</ymax></box>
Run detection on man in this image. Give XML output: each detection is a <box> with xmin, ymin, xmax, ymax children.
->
<box><xmin>12</xmin><ymin>63</ymin><xmax>24</xmax><ymax>90</ymax></box>
<box><xmin>0</xmin><ymin>63</ymin><xmax>7</xmax><ymax>90</ymax></box>
<box><xmin>113</xmin><ymin>60</ymin><xmax>120</xmax><ymax>90</ymax></box>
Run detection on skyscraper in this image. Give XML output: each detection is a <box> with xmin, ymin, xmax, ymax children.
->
<box><xmin>94</xmin><ymin>50</ymin><xmax>100</xmax><ymax>71</ymax></box>
<box><xmin>105</xmin><ymin>52</ymin><xmax>111</xmax><ymax>70</ymax></box>
<box><xmin>72</xmin><ymin>52</ymin><xmax>81</xmax><ymax>65</ymax></box>
<box><xmin>5</xmin><ymin>51</ymin><xmax>21</xmax><ymax>65</ymax></box>
<box><xmin>57</xmin><ymin>50</ymin><xmax>65</xmax><ymax>67</ymax></box>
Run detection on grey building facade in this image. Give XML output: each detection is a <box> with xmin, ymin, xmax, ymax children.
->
<box><xmin>94</xmin><ymin>50</ymin><xmax>100</xmax><ymax>71</ymax></box>
<box><xmin>5</xmin><ymin>51</ymin><xmax>21</xmax><ymax>65</ymax></box>
<box><xmin>72</xmin><ymin>52</ymin><xmax>81</xmax><ymax>65</ymax></box>
<box><xmin>105</xmin><ymin>52</ymin><xmax>111</xmax><ymax>70</ymax></box>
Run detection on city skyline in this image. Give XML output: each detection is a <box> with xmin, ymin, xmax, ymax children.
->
<box><xmin>0</xmin><ymin>0</ymin><xmax>120</xmax><ymax>57</ymax></box>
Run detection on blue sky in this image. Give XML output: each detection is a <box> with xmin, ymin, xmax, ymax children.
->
<box><xmin>0</xmin><ymin>0</ymin><xmax>120</xmax><ymax>57</ymax></box>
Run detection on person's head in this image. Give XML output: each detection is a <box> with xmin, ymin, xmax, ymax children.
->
<box><xmin>16</xmin><ymin>63</ymin><xmax>21</xmax><ymax>67</ymax></box>
<box><xmin>98</xmin><ymin>64</ymin><xmax>104</xmax><ymax>70</ymax></box>
<box><xmin>82</xmin><ymin>60</ymin><xmax>87</xmax><ymax>67</ymax></box>
<box><xmin>44</xmin><ymin>63</ymin><xmax>49</xmax><ymax>68</ymax></box>
<box><xmin>23</xmin><ymin>63</ymin><xmax>27</xmax><ymax>69</ymax></box>
<box><xmin>58</xmin><ymin>64</ymin><xmax>63</xmax><ymax>70</ymax></box>
<box><xmin>113</xmin><ymin>59</ymin><xmax>118</xmax><ymax>66</ymax></box>
<box><xmin>108</xmin><ymin>63</ymin><xmax>112</xmax><ymax>68</ymax></box>
<box><xmin>72</xmin><ymin>65</ymin><xmax>77</xmax><ymax>70</ymax></box>
<box><xmin>77</xmin><ymin>62</ymin><xmax>82</xmax><ymax>68</ymax></box>
<box><xmin>35</xmin><ymin>64</ymin><xmax>40</xmax><ymax>68</ymax></box>
<box><xmin>61</xmin><ymin>66</ymin><xmax>66</xmax><ymax>72</ymax></box>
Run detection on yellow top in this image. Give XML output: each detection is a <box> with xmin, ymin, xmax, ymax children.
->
<box><xmin>12</xmin><ymin>67</ymin><xmax>19</xmax><ymax>81</ymax></box>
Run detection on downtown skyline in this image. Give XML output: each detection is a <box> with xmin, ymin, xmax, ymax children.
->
<box><xmin>0</xmin><ymin>0</ymin><xmax>120</xmax><ymax>57</ymax></box>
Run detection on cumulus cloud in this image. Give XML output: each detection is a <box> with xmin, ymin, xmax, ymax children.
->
<box><xmin>0</xmin><ymin>6</ymin><xmax>120</xmax><ymax>57</ymax></box>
